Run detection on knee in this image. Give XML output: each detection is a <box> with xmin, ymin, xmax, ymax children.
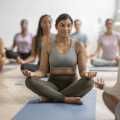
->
<box><xmin>25</xmin><ymin>77</ymin><xmax>42</xmax><ymax>90</ymax></box>
<box><xmin>80</xmin><ymin>78</ymin><xmax>94</xmax><ymax>91</ymax></box>
<box><xmin>102</xmin><ymin>92</ymin><xmax>107</xmax><ymax>102</ymax></box>
<box><xmin>89</xmin><ymin>79</ymin><xmax>94</xmax><ymax>89</ymax></box>
<box><xmin>102</xmin><ymin>92</ymin><xmax>116</xmax><ymax>113</ymax></box>
<box><xmin>25</xmin><ymin>77</ymin><xmax>34</xmax><ymax>89</ymax></box>
<box><xmin>83</xmin><ymin>78</ymin><xmax>94</xmax><ymax>89</ymax></box>
<box><xmin>102</xmin><ymin>92</ymin><xmax>110</xmax><ymax>105</ymax></box>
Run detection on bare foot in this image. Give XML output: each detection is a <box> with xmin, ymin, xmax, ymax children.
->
<box><xmin>64</xmin><ymin>97</ymin><xmax>82</xmax><ymax>104</ymax></box>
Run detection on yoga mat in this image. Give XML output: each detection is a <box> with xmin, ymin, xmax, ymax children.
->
<box><xmin>89</xmin><ymin>66</ymin><xmax>118</xmax><ymax>72</ymax></box>
<box><xmin>13</xmin><ymin>89</ymin><xmax>96</xmax><ymax>120</ymax></box>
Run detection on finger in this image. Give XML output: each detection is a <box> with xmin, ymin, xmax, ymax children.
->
<box><xmin>95</xmin><ymin>78</ymin><xmax>99</xmax><ymax>86</ymax></box>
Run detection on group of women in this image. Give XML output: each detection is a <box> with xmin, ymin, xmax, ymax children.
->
<box><xmin>0</xmin><ymin>13</ymin><xmax>120</xmax><ymax>119</ymax></box>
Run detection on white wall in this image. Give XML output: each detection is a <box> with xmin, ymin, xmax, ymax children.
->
<box><xmin>0</xmin><ymin>0</ymin><xmax>115</xmax><ymax>49</ymax></box>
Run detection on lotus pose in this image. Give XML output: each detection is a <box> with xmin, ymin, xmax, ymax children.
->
<box><xmin>24</xmin><ymin>13</ymin><xmax>96</xmax><ymax>104</ymax></box>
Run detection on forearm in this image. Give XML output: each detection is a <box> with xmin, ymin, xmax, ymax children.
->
<box><xmin>23</xmin><ymin>56</ymin><xmax>36</xmax><ymax>64</ymax></box>
<box><xmin>31</xmin><ymin>70</ymin><xmax>45</xmax><ymax>77</ymax></box>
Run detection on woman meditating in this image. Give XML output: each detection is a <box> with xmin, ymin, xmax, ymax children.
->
<box><xmin>17</xmin><ymin>15</ymin><xmax>53</xmax><ymax>72</ymax></box>
<box><xmin>24</xmin><ymin>13</ymin><xmax>96</xmax><ymax>104</ymax></box>
<box><xmin>90</xmin><ymin>19</ymin><xmax>120</xmax><ymax>67</ymax></box>
<box><xmin>6</xmin><ymin>19</ymin><xmax>33</xmax><ymax>60</ymax></box>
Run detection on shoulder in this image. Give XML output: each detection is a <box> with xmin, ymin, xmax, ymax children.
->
<box><xmin>74</xmin><ymin>40</ymin><xmax>83</xmax><ymax>47</ymax></box>
<box><xmin>113</xmin><ymin>31</ymin><xmax>120</xmax><ymax>38</ymax></box>
<box><xmin>82</xmin><ymin>33</ymin><xmax>87</xmax><ymax>38</ymax></box>
<box><xmin>71</xmin><ymin>32</ymin><xmax>76</xmax><ymax>36</ymax></box>
<box><xmin>97</xmin><ymin>33</ymin><xmax>105</xmax><ymax>43</ymax></box>
<box><xmin>72</xmin><ymin>39</ymin><xmax>85</xmax><ymax>53</ymax></box>
<box><xmin>14</xmin><ymin>33</ymin><xmax>20</xmax><ymax>37</ymax></box>
<box><xmin>98</xmin><ymin>33</ymin><xmax>105</xmax><ymax>38</ymax></box>
<box><xmin>28</xmin><ymin>33</ymin><xmax>33</xmax><ymax>38</ymax></box>
<box><xmin>14</xmin><ymin>33</ymin><xmax>21</xmax><ymax>38</ymax></box>
<box><xmin>13</xmin><ymin>33</ymin><xmax>20</xmax><ymax>41</ymax></box>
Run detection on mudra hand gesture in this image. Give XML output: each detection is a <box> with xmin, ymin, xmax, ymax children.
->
<box><xmin>22</xmin><ymin>70</ymin><xmax>33</xmax><ymax>77</ymax></box>
<box><xmin>94</xmin><ymin>78</ymin><xmax>104</xmax><ymax>89</ymax></box>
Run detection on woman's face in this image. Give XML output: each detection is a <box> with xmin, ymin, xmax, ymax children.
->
<box><xmin>105</xmin><ymin>20</ymin><xmax>113</xmax><ymax>30</ymax></box>
<box><xmin>41</xmin><ymin>16</ymin><xmax>52</xmax><ymax>32</ymax></box>
<box><xmin>56</xmin><ymin>18</ymin><xmax>73</xmax><ymax>37</ymax></box>
<box><xmin>21</xmin><ymin>21</ymin><xmax>28</xmax><ymax>32</ymax></box>
<box><xmin>74</xmin><ymin>21</ymin><xmax>81</xmax><ymax>31</ymax></box>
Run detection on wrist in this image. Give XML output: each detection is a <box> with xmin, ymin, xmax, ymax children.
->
<box><xmin>30</xmin><ymin>72</ymin><xmax>34</xmax><ymax>77</ymax></box>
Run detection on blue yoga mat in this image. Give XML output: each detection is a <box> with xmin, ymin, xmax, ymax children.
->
<box><xmin>13</xmin><ymin>89</ymin><xmax>96</xmax><ymax>120</ymax></box>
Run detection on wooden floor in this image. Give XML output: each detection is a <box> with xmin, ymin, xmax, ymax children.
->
<box><xmin>0</xmin><ymin>64</ymin><xmax>117</xmax><ymax>120</ymax></box>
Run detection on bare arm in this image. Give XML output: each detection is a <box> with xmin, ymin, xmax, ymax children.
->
<box><xmin>75</xmin><ymin>42</ymin><xmax>87</xmax><ymax>74</ymax></box>
<box><xmin>89</xmin><ymin>42</ymin><xmax>102</xmax><ymax>58</ymax></box>
<box><xmin>28</xmin><ymin>42</ymin><xmax>49</xmax><ymax>77</ymax></box>
<box><xmin>75</xmin><ymin>41</ymin><xmax>97</xmax><ymax>78</ymax></box>
<box><xmin>23</xmin><ymin>38</ymin><xmax>37</xmax><ymax>62</ymax></box>
<box><xmin>11</xmin><ymin>39</ymin><xmax>16</xmax><ymax>50</ymax></box>
<box><xmin>17</xmin><ymin>37</ymin><xmax>37</xmax><ymax>64</ymax></box>
<box><xmin>11</xmin><ymin>34</ymin><xmax>19</xmax><ymax>50</ymax></box>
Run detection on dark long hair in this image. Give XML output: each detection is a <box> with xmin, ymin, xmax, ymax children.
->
<box><xmin>34</xmin><ymin>14</ymin><xmax>52</xmax><ymax>54</ymax></box>
<box><xmin>55</xmin><ymin>13</ymin><xmax>73</xmax><ymax>28</ymax></box>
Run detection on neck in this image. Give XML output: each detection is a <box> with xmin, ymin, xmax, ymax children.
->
<box><xmin>106</xmin><ymin>29</ymin><xmax>112</xmax><ymax>35</ymax></box>
<box><xmin>43</xmin><ymin>29</ymin><xmax>50</xmax><ymax>36</ymax></box>
<box><xmin>21</xmin><ymin>30</ymin><xmax>27</xmax><ymax>36</ymax></box>
<box><xmin>57</xmin><ymin>34</ymin><xmax>70</xmax><ymax>44</ymax></box>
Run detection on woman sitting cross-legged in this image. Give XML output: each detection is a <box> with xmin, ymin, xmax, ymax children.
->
<box><xmin>23</xmin><ymin>13</ymin><xmax>96</xmax><ymax>104</ymax></box>
<box><xmin>17</xmin><ymin>15</ymin><xmax>53</xmax><ymax>72</ymax></box>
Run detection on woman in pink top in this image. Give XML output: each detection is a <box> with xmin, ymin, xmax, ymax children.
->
<box><xmin>6</xmin><ymin>19</ymin><xmax>33</xmax><ymax>60</ymax></box>
<box><xmin>90</xmin><ymin>19</ymin><xmax>120</xmax><ymax>67</ymax></box>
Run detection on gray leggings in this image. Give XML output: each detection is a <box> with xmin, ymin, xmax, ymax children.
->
<box><xmin>25</xmin><ymin>75</ymin><xmax>94</xmax><ymax>102</ymax></box>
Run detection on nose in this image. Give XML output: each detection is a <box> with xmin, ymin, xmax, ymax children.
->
<box><xmin>64</xmin><ymin>26</ymin><xmax>69</xmax><ymax>32</ymax></box>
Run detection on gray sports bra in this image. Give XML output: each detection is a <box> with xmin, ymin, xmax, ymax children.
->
<box><xmin>49</xmin><ymin>35</ymin><xmax>77</xmax><ymax>73</ymax></box>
